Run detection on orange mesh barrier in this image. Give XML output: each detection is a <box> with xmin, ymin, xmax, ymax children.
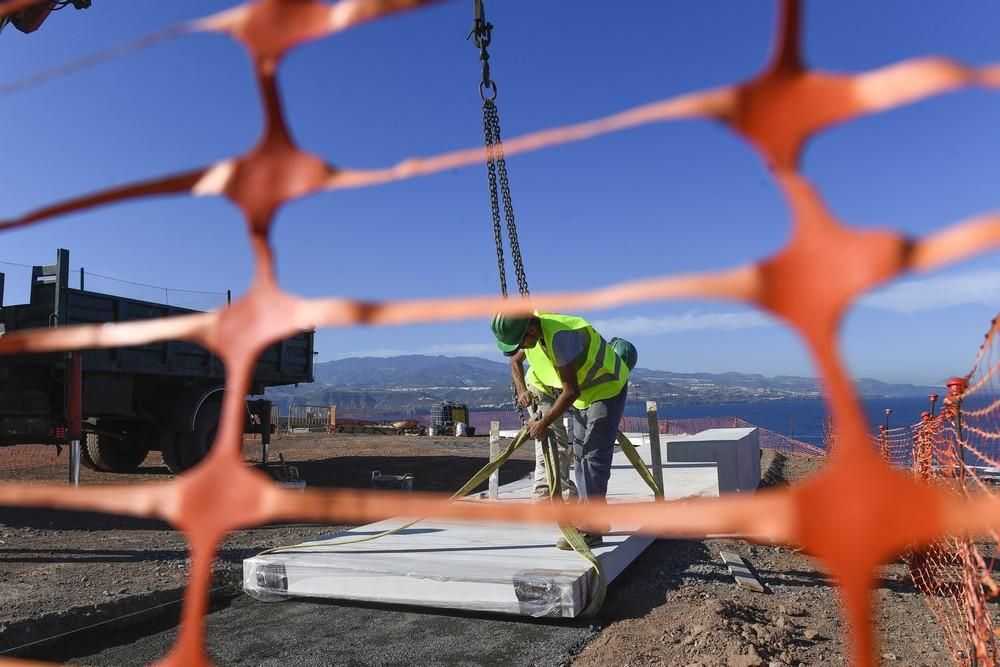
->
<box><xmin>0</xmin><ymin>444</ymin><xmax>68</xmax><ymax>473</ymax></box>
<box><xmin>874</xmin><ymin>425</ymin><xmax>918</xmax><ymax>468</ymax></box>
<box><xmin>903</xmin><ymin>374</ymin><xmax>999</xmax><ymax>666</ymax></box>
<box><xmin>2</xmin><ymin>1</ymin><xmax>1000</xmax><ymax>665</ymax></box>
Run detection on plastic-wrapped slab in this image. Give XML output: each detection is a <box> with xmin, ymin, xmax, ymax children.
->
<box><xmin>243</xmin><ymin>433</ymin><xmax>724</xmax><ymax>617</ymax></box>
<box><xmin>245</xmin><ymin>518</ymin><xmax>636</xmax><ymax>617</ymax></box>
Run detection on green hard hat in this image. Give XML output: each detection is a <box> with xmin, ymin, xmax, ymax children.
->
<box><xmin>490</xmin><ymin>313</ymin><xmax>531</xmax><ymax>355</ymax></box>
<box><xmin>609</xmin><ymin>337</ymin><xmax>638</xmax><ymax>371</ymax></box>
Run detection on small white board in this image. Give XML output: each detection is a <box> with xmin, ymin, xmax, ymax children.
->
<box><xmin>720</xmin><ymin>550</ymin><xmax>766</xmax><ymax>593</ymax></box>
<box><xmin>243</xmin><ymin>430</ymin><xmax>729</xmax><ymax>617</ymax></box>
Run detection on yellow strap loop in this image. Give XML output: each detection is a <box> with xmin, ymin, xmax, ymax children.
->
<box><xmin>617</xmin><ymin>431</ymin><xmax>662</xmax><ymax>496</ymax></box>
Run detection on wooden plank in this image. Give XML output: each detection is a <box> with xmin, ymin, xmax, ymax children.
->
<box><xmin>489</xmin><ymin>421</ymin><xmax>500</xmax><ymax>500</ymax></box>
<box><xmin>719</xmin><ymin>550</ymin><xmax>766</xmax><ymax>593</ymax></box>
<box><xmin>646</xmin><ymin>401</ymin><xmax>665</xmax><ymax>498</ymax></box>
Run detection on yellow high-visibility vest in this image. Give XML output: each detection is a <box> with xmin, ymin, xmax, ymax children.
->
<box><xmin>524</xmin><ymin>313</ymin><xmax>628</xmax><ymax>409</ymax></box>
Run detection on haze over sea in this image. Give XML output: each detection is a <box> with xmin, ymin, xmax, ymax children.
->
<box><xmin>627</xmin><ymin>396</ymin><xmax>935</xmax><ymax>447</ymax></box>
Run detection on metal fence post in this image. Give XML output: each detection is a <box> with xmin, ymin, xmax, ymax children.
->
<box><xmin>646</xmin><ymin>401</ymin><xmax>664</xmax><ymax>499</ymax></box>
<box><xmin>489</xmin><ymin>421</ymin><xmax>500</xmax><ymax>500</ymax></box>
<box><xmin>260</xmin><ymin>400</ymin><xmax>272</xmax><ymax>465</ymax></box>
<box><xmin>913</xmin><ymin>412</ymin><xmax>928</xmax><ymax>479</ymax></box>
<box><xmin>943</xmin><ymin>376</ymin><xmax>981</xmax><ymax>666</ymax></box>
<box><xmin>69</xmin><ymin>438</ymin><xmax>81</xmax><ymax>486</ymax></box>
<box><xmin>67</xmin><ymin>351</ymin><xmax>82</xmax><ymax>486</ymax></box>
<box><xmin>947</xmin><ymin>377</ymin><xmax>969</xmax><ymax>487</ymax></box>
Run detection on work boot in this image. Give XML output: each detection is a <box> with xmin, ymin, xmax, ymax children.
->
<box><xmin>531</xmin><ymin>486</ymin><xmax>551</xmax><ymax>503</ymax></box>
<box><xmin>555</xmin><ymin>531</ymin><xmax>603</xmax><ymax>550</ymax></box>
<box><xmin>534</xmin><ymin>486</ymin><xmax>576</xmax><ymax>502</ymax></box>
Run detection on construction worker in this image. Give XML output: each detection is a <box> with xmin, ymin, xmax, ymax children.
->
<box><xmin>506</xmin><ymin>349</ymin><xmax>578</xmax><ymax>503</ymax></box>
<box><xmin>491</xmin><ymin>312</ymin><xmax>631</xmax><ymax>549</ymax></box>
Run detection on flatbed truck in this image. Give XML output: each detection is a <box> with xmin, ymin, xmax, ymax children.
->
<box><xmin>0</xmin><ymin>249</ymin><xmax>314</xmax><ymax>474</ymax></box>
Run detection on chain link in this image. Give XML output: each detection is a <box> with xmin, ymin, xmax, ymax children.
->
<box><xmin>483</xmin><ymin>99</ymin><xmax>530</xmax><ymax>423</ymax></box>
<box><xmin>482</xmin><ymin>100</ymin><xmax>529</xmax><ymax>299</ymax></box>
<box><xmin>486</xmin><ymin>101</ymin><xmax>529</xmax><ymax>298</ymax></box>
<box><xmin>482</xmin><ymin>101</ymin><xmax>508</xmax><ymax>299</ymax></box>
<box><xmin>475</xmin><ymin>1</ymin><xmax>530</xmax><ymax>423</ymax></box>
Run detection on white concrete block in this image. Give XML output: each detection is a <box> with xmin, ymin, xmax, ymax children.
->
<box><xmin>244</xmin><ymin>428</ymin><xmax>750</xmax><ymax>617</ymax></box>
<box><xmin>666</xmin><ymin>427</ymin><xmax>760</xmax><ymax>494</ymax></box>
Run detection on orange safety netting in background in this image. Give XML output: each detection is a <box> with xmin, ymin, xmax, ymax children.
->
<box><xmin>871</xmin><ymin>424</ymin><xmax>921</xmax><ymax>469</ymax></box>
<box><xmin>618</xmin><ymin>414</ymin><xmax>826</xmax><ymax>458</ymax></box>
<box><xmin>904</xmin><ymin>370</ymin><xmax>999</xmax><ymax>665</ymax></box>
<box><xmin>846</xmin><ymin>318</ymin><xmax>1000</xmax><ymax>666</ymax></box>
<box><xmin>0</xmin><ymin>443</ymin><xmax>67</xmax><ymax>473</ymax></box>
<box><xmin>904</xmin><ymin>410</ymin><xmax>997</xmax><ymax>666</ymax></box>
<box><xmin>1</xmin><ymin>1</ymin><xmax>1000</xmax><ymax>666</ymax></box>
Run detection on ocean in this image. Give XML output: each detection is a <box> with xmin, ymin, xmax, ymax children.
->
<box><xmin>336</xmin><ymin>395</ymin><xmax>942</xmax><ymax>448</ymax></box>
<box><xmin>626</xmin><ymin>396</ymin><xmax>936</xmax><ymax>446</ymax></box>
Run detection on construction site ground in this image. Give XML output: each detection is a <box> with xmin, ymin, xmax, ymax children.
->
<box><xmin>0</xmin><ymin>433</ymin><xmax>966</xmax><ymax>666</ymax></box>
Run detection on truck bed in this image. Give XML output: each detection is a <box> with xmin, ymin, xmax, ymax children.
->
<box><xmin>1</xmin><ymin>286</ymin><xmax>313</xmax><ymax>387</ymax></box>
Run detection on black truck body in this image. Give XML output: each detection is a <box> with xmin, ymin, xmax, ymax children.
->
<box><xmin>0</xmin><ymin>249</ymin><xmax>314</xmax><ymax>473</ymax></box>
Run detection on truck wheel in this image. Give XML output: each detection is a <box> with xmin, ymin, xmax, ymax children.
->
<box><xmin>89</xmin><ymin>430</ymin><xmax>149</xmax><ymax>473</ymax></box>
<box><xmin>178</xmin><ymin>402</ymin><xmax>220</xmax><ymax>470</ymax></box>
<box><xmin>81</xmin><ymin>433</ymin><xmax>101</xmax><ymax>471</ymax></box>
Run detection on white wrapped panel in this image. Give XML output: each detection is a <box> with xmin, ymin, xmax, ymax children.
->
<box><xmin>244</xmin><ymin>428</ymin><xmax>739</xmax><ymax>617</ymax></box>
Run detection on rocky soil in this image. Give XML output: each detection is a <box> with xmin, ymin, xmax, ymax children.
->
<box><xmin>0</xmin><ymin>434</ymin><xmax>533</xmax><ymax>659</ymax></box>
<box><xmin>0</xmin><ymin>435</ymin><xmax>986</xmax><ymax>665</ymax></box>
<box><xmin>574</xmin><ymin>452</ymin><xmax>964</xmax><ymax>667</ymax></box>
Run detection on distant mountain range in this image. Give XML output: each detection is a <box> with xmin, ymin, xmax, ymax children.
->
<box><xmin>263</xmin><ymin>355</ymin><xmax>943</xmax><ymax>414</ymax></box>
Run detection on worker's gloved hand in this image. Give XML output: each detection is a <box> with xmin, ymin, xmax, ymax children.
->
<box><xmin>527</xmin><ymin>418</ymin><xmax>547</xmax><ymax>441</ymax></box>
<box><xmin>516</xmin><ymin>391</ymin><xmax>533</xmax><ymax>409</ymax></box>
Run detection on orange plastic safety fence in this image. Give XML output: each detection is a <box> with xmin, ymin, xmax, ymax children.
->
<box><xmin>942</xmin><ymin>323</ymin><xmax>1000</xmax><ymax>667</ymax></box>
<box><xmin>0</xmin><ymin>443</ymin><xmax>68</xmax><ymax>474</ymax></box>
<box><xmin>868</xmin><ymin>425</ymin><xmax>919</xmax><ymax>469</ymax></box>
<box><xmin>904</xmin><ymin>404</ymin><xmax>998</xmax><ymax>667</ymax></box>
<box><xmin>617</xmin><ymin>414</ymin><xmax>824</xmax><ymax>458</ymax></box>
<box><xmin>729</xmin><ymin>416</ymin><xmax>826</xmax><ymax>458</ymax></box>
<box><xmin>2</xmin><ymin>1</ymin><xmax>1000</xmax><ymax>666</ymax></box>
<box><xmin>891</xmin><ymin>325</ymin><xmax>1000</xmax><ymax>667</ymax></box>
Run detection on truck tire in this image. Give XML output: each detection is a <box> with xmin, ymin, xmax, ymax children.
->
<box><xmin>178</xmin><ymin>402</ymin><xmax>220</xmax><ymax>470</ymax></box>
<box><xmin>88</xmin><ymin>429</ymin><xmax>149</xmax><ymax>473</ymax></box>
<box><xmin>81</xmin><ymin>433</ymin><xmax>101</xmax><ymax>471</ymax></box>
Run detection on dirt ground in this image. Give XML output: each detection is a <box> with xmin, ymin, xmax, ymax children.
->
<box><xmin>0</xmin><ymin>434</ymin><xmax>981</xmax><ymax>665</ymax></box>
<box><xmin>0</xmin><ymin>434</ymin><xmax>535</xmax><ymax>660</ymax></box>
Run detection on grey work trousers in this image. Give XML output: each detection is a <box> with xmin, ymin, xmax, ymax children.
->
<box><xmin>572</xmin><ymin>385</ymin><xmax>628</xmax><ymax>502</ymax></box>
<box><xmin>529</xmin><ymin>388</ymin><xmax>577</xmax><ymax>499</ymax></box>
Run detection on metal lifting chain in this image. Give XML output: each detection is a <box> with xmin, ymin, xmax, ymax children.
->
<box><xmin>471</xmin><ymin>0</ymin><xmax>530</xmax><ymax>423</ymax></box>
<box><xmin>486</xmin><ymin>102</ymin><xmax>529</xmax><ymax>298</ymax></box>
<box><xmin>471</xmin><ymin>0</ymin><xmax>528</xmax><ymax>300</ymax></box>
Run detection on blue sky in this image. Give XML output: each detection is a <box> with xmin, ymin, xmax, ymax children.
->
<box><xmin>0</xmin><ymin>1</ymin><xmax>998</xmax><ymax>385</ymax></box>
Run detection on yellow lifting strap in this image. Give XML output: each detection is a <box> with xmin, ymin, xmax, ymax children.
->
<box><xmin>255</xmin><ymin>428</ymin><xmax>535</xmax><ymax>557</ymax></box>
<box><xmin>255</xmin><ymin>427</ymin><xmax>662</xmax><ymax>618</ymax></box>
<box><xmin>539</xmin><ymin>431</ymin><xmax>660</xmax><ymax>616</ymax></box>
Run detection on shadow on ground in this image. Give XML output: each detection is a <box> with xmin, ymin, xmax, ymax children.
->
<box><xmin>1</xmin><ymin>454</ymin><xmax>534</xmax><ymax>531</ymax></box>
<box><xmin>599</xmin><ymin>539</ymin><xmax>712</xmax><ymax>621</ymax></box>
